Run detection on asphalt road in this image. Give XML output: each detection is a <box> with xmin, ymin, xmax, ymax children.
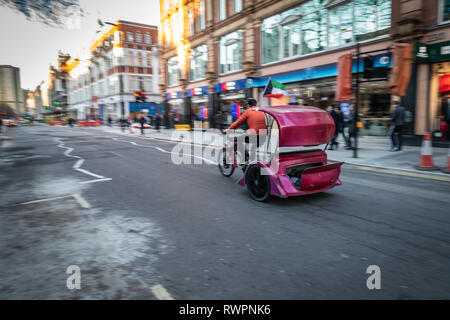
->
<box><xmin>1</xmin><ymin>125</ymin><xmax>450</xmax><ymax>299</ymax></box>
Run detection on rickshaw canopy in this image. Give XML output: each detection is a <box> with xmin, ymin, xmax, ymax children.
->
<box><xmin>259</xmin><ymin>105</ymin><xmax>335</xmax><ymax>147</ymax></box>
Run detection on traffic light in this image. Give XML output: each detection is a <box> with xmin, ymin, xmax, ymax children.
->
<box><xmin>139</xmin><ymin>91</ymin><xmax>147</xmax><ymax>102</ymax></box>
<box><xmin>134</xmin><ymin>91</ymin><xmax>140</xmax><ymax>103</ymax></box>
<box><xmin>134</xmin><ymin>91</ymin><xmax>147</xmax><ymax>103</ymax></box>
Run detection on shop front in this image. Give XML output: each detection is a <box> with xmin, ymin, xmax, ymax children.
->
<box><xmin>248</xmin><ymin>52</ymin><xmax>393</xmax><ymax>136</ymax></box>
<box><xmin>214</xmin><ymin>79</ymin><xmax>248</xmax><ymax>130</ymax></box>
<box><xmin>186</xmin><ymin>86</ymin><xmax>209</xmax><ymax>129</ymax></box>
<box><xmin>415</xmin><ymin>40</ymin><xmax>450</xmax><ymax>141</ymax></box>
<box><xmin>165</xmin><ymin>91</ymin><xmax>183</xmax><ymax>128</ymax></box>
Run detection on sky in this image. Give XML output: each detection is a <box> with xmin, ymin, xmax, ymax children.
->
<box><xmin>0</xmin><ymin>0</ymin><xmax>160</xmax><ymax>90</ymax></box>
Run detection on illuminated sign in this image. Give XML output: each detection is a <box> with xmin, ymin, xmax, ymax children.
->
<box><xmin>191</xmin><ymin>87</ymin><xmax>203</xmax><ymax>95</ymax></box>
<box><xmin>167</xmin><ymin>92</ymin><xmax>181</xmax><ymax>99</ymax></box>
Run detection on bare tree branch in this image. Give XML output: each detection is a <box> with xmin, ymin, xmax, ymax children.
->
<box><xmin>0</xmin><ymin>0</ymin><xmax>83</xmax><ymax>27</ymax></box>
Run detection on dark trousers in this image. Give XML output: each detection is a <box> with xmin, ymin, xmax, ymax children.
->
<box><xmin>330</xmin><ymin>130</ymin><xmax>338</xmax><ymax>146</ymax></box>
<box><xmin>391</xmin><ymin>125</ymin><xmax>403</xmax><ymax>149</ymax></box>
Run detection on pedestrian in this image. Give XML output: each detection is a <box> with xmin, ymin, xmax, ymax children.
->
<box><xmin>156</xmin><ymin>114</ymin><xmax>161</xmax><ymax>132</ymax></box>
<box><xmin>119</xmin><ymin>117</ymin><xmax>125</xmax><ymax>132</ymax></box>
<box><xmin>139</xmin><ymin>116</ymin><xmax>146</xmax><ymax>135</ymax></box>
<box><xmin>0</xmin><ymin>118</ymin><xmax>3</xmax><ymax>133</ymax></box>
<box><xmin>327</xmin><ymin>105</ymin><xmax>340</xmax><ymax>150</ymax></box>
<box><xmin>108</xmin><ymin>117</ymin><xmax>112</xmax><ymax>127</ymax></box>
<box><xmin>389</xmin><ymin>100</ymin><xmax>406</xmax><ymax>151</ymax></box>
<box><xmin>346</xmin><ymin>104</ymin><xmax>356</xmax><ymax>150</ymax></box>
<box><xmin>68</xmin><ymin>118</ymin><xmax>74</xmax><ymax>127</ymax></box>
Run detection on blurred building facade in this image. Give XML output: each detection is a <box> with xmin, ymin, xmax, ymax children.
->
<box><xmin>47</xmin><ymin>53</ymin><xmax>72</xmax><ymax>116</ymax></box>
<box><xmin>67</xmin><ymin>20</ymin><xmax>160</xmax><ymax>121</ymax></box>
<box><xmin>0</xmin><ymin>65</ymin><xmax>26</xmax><ymax>115</ymax></box>
<box><xmin>158</xmin><ymin>0</ymin><xmax>450</xmax><ymax>140</ymax></box>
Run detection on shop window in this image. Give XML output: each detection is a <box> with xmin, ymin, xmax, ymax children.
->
<box><xmin>167</xmin><ymin>56</ymin><xmax>180</xmax><ymax>87</ymax></box>
<box><xmin>190</xmin><ymin>45</ymin><xmax>208</xmax><ymax>81</ymax></box>
<box><xmin>219</xmin><ymin>30</ymin><xmax>243</xmax><ymax>74</ymax></box>
<box><xmin>440</xmin><ymin>0</ymin><xmax>450</xmax><ymax>23</ymax></box>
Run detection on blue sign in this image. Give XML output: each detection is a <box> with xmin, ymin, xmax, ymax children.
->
<box><xmin>165</xmin><ymin>91</ymin><xmax>182</xmax><ymax>100</ymax></box>
<box><xmin>231</xmin><ymin>104</ymin><xmax>241</xmax><ymax>119</ymax></box>
<box><xmin>214</xmin><ymin>79</ymin><xmax>247</xmax><ymax>93</ymax></box>
<box><xmin>247</xmin><ymin>53</ymin><xmax>392</xmax><ymax>87</ymax></box>
<box><xmin>186</xmin><ymin>86</ymin><xmax>208</xmax><ymax>97</ymax></box>
<box><xmin>130</xmin><ymin>102</ymin><xmax>160</xmax><ymax>115</ymax></box>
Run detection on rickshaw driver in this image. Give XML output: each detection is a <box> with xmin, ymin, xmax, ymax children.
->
<box><xmin>224</xmin><ymin>98</ymin><xmax>268</xmax><ymax>164</ymax></box>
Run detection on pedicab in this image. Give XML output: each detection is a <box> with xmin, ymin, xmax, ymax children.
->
<box><xmin>218</xmin><ymin>105</ymin><xmax>343</xmax><ymax>201</ymax></box>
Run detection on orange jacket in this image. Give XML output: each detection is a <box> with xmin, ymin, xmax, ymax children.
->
<box><xmin>228</xmin><ymin>107</ymin><xmax>267</xmax><ymax>135</ymax></box>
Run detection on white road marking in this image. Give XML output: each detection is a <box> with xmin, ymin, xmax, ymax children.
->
<box><xmin>79</xmin><ymin>178</ymin><xmax>113</xmax><ymax>184</ymax></box>
<box><xmin>19</xmin><ymin>195</ymin><xmax>73</xmax><ymax>205</ymax></box>
<box><xmin>111</xmin><ymin>138</ymin><xmax>218</xmax><ymax>165</ymax></box>
<box><xmin>55</xmin><ymin>138</ymin><xmax>112</xmax><ymax>184</ymax></box>
<box><xmin>18</xmin><ymin>194</ymin><xmax>91</xmax><ymax>209</ymax></box>
<box><xmin>151</xmin><ymin>284</ymin><xmax>174</xmax><ymax>300</ymax></box>
<box><xmin>72</xmin><ymin>193</ymin><xmax>91</xmax><ymax>208</ymax></box>
<box><xmin>73</xmin><ymin>159</ymin><xmax>84</xmax><ymax>169</ymax></box>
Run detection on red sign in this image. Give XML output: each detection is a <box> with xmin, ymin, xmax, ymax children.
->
<box><xmin>439</xmin><ymin>74</ymin><xmax>450</xmax><ymax>93</ymax></box>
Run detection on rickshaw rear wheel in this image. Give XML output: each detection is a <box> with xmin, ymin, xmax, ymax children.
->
<box><xmin>246</xmin><ymin>164</ymin><xmax>270</xmax><ymax>202</ymax></box>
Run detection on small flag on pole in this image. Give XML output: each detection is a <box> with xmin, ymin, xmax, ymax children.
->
<box><xmin>262</xmin><ymin>78</ymin><xmax>286</xmax><ymax>99</ymax></box>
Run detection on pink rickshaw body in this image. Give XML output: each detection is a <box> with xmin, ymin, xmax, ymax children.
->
<box><xmin>237</xmin><ymin>105</ymin><xmax>343</xmax><ymax>198</ymax></box>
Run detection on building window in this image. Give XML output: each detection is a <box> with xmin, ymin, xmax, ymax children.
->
<box><xmin>219</xmin><ymin>30</ymin><xmax>243</xmax><ymax>74</ymax></box>
<box><xmin>136</xmin><ymin>32</ymin><xmax>142</xmax><ymax>43</ymax></box>
<box><xmin>188</xmin><ymin>8</ymin><xmax>194</xmax><ymax>36</ymax></box>
<box><xmin>440</xmin><ymin>0</ymin><xmax>450</xmax><ymax>22</ymax></box>
<box><xmin>190</xmin><ymin>45</ymin><xmax>207</xmax><ymax>81</ymax></box>
<box><xmin>219</xmin><ymin>0</ymin><xmax>226</xmax><ymax>21</ymax></box>
<box><xmin>145</xmin><ymin>33</ymin><xmax>152</xmax><ymax>44</ymax></box>
<box><xmin>354</xmin><ymin>0</ymin><xmax>391</xmax><ymax>41</ymax></box>
<box><xmin>199</xmin><ymin>1</ymin><xmax>206</xmax><ymax>30</ymax></box>
<box><xmin>127</xmin><ymin>52</ymin><xmax>134</xmax><ymax>65</ymax></box>
<box><xmin>167</xmin><ymin>56</ymin><xmax>180</xmax><ymax>87</ymax></box>
<box><xmin>234</xmin><ymin>0</ymin><xmax>242</xmax><ymax>13</ymax></box>
<box><xmin>128</xmin><ymin>75</ymin><xmax>139</xmax><ymax>92</ymax></box>
<box><xmin>127</xmin><ymin>32</ymin><xmax>134</xmax><ymax>42</ymax></box>
<box><xmin>261</xmin><ymin>0</ymin><xmax>391</xmax><ymax>65</ymax></box>
<box><xmin>146</xmin><ymin>54</ymin><xmax>152</xmax><ymax>67</ymax></box>
<box><xmin>137</xmin><ymin>53</ymin><xmax>143</xmax><ymax>66</ymax></box>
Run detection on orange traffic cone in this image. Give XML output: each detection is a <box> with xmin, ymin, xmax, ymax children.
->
<box><xmin>442</xmin><ymin>146</ymin><xmax>450</xmax><ymax>174</ymax></box>
<box><xmin>415</xmin><ymin>133</ymin><xmax>437</xmax><ymax>170</ymax></box>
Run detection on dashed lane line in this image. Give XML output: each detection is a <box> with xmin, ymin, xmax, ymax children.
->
<box><xmin>151</xmin><ymin>284</ymin><xmax>174</xmax><ymax>300</ymax></box>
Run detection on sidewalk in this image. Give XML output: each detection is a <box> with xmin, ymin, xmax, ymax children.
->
<box><xmin>79</xmin><ymin>125</ymin><xmax>450</xmax><ymax>175</ymax></box>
